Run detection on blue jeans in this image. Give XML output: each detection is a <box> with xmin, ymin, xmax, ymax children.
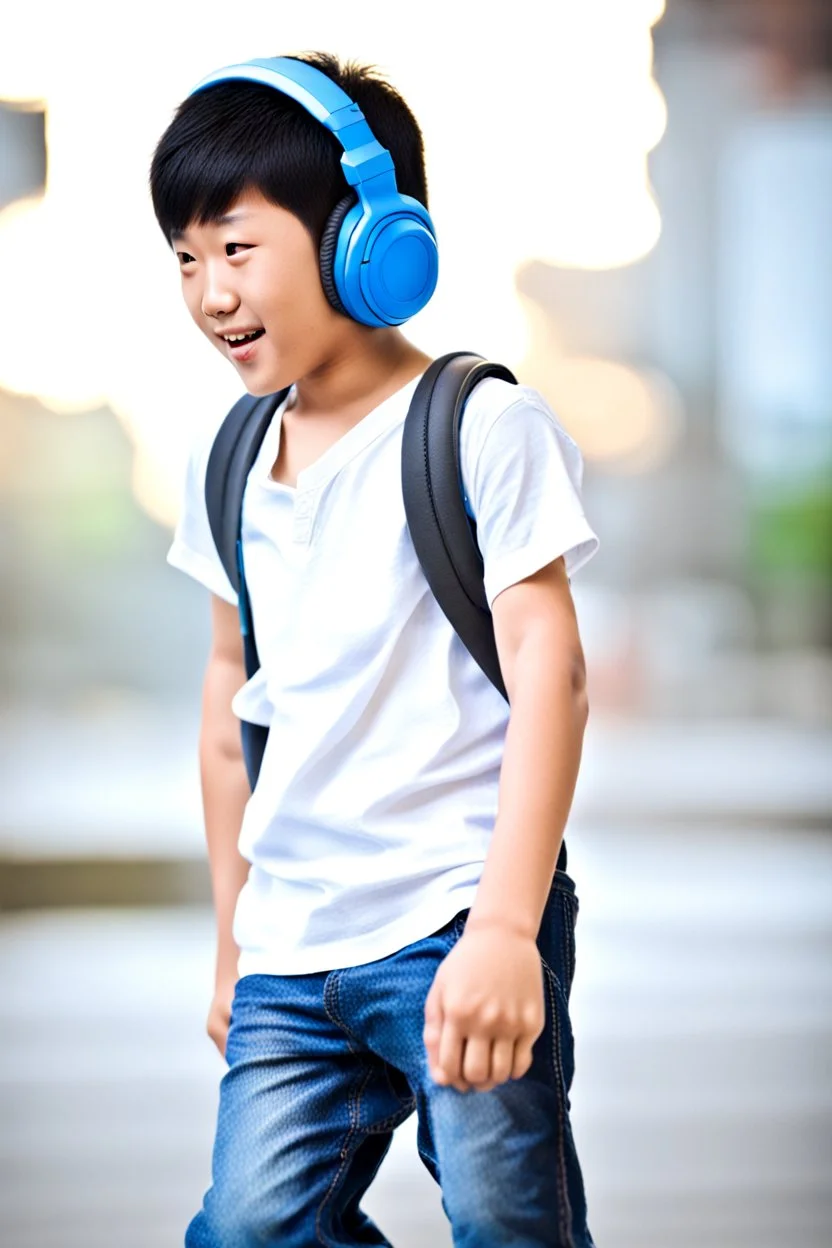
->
<box><xmin>185</xmin><ymin>870</ymin><xmax>595</xmax><ymax>1247</ymax></box>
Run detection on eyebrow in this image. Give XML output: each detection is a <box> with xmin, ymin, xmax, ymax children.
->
<box><xmin>171</xmin><ymin>211</ymin><xmax>252</xmax><ymax>243</ymax></box>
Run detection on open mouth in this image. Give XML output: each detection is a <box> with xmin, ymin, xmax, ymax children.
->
<box><xmin>226</xmin><ymin>329</ymin><xmax>265</xmax><ymax>346</ymax></box>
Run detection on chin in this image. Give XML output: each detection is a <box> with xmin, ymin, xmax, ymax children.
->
<box><xmin>237</xmin><ymin>361</ymin><xmax>292</xmax><ymax>397</ymax></box>
<box><xmin>243</xmin><ymin>378</ymin><xmax>282</xmax><ymax>397</ymax></box>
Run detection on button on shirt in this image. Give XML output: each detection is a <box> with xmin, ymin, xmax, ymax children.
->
<box><xmin>167</xmin><ymin>373</ymin><xmax>600</xmax><ymax>975</ymax></box>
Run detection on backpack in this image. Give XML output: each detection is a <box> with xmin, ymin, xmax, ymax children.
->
<box><xmin>205</xmin><ymin>350</ymin><xmax>568</xmax><ymax>873</ymax></box>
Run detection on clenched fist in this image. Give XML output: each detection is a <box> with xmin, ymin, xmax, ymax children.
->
<box><xmin>423</xmin><ymin>921</ymin><xmax>545</xmax><ymax>1093</ymax></box>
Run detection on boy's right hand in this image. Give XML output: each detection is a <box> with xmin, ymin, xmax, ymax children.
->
<box><xmin>207</xmin><ymin>975</ymin><xmax>237</xmax><ymax>1060</ymax></box>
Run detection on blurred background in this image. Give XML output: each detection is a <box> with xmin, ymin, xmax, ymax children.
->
<box><xmin>1</xmin><ymin>1</ymin><xmax>831</xmax><ymax>1245</ymax></box>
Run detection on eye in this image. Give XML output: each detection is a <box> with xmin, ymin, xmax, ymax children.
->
<box><xmin>176</xmin><ymin>251</ymin><xmax>196</xmax><ymax>267</ymax></box>
<box><xmin>226</xmin><ymin>242</ymin><xmax>252</xmax><ymax>257</ymax></box>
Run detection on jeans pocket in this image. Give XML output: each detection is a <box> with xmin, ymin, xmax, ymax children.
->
<box><xmin>451</xmin><ymin>910</ymin><xmax>469</xmax><ymax>942</ymax></box>
<box><xmin>427</xmin><ymin>909</ymin><xmax>470</xmax><ymax>952</ymax></box>
<box><xmin>537</xmin><ymin>870</ymin><xmax>579</xmax><ymax>1005</ymax></box>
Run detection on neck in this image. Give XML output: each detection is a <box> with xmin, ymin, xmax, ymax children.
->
<box><xmin>291</xmin><ymin>327</ymin><xmax>432</xmax><ymax>420</ymax></box>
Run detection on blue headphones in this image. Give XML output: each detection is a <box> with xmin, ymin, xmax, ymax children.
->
<box><xmin>188</xmin><ymin>56</ymin><xmax>439</xmax><ymax>328</ymax></box>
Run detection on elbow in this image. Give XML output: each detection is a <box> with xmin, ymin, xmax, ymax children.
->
<box><xmin>508</xmin><ymin>630</ymin><xmax>590</xmax><ymax>725</ymax></box>
<box><xmin>199</xmin><ymin>719</ymin><xmax>245</xmax><ymax>768</ymax></box>
<box><xmin>571</xmin><ymin>650</ymin><xmax>590</xmax><ymax>724</ymax></box>
<box><xmin>201</xmin><ymin>652</ymin><xmax>248</xmax><ymax>762</ymax></box>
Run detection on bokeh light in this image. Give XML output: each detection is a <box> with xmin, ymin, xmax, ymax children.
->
<box><xmin>0</xmin><ymin>0</ymin><xmax>666</xmax><ymax>525</ymax></box>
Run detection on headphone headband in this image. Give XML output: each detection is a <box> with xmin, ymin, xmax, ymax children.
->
<box><xmin>186</xmin><ymin>55</ymin><xmax>438</xmax><ymax>327</ymax></box>
<box><xmin>189</xmin><ymin>57</ymin><xmax>395</xmax><ymax>189</ymax></box>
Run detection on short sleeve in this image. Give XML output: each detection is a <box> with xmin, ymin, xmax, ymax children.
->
<box><xmin>166</xmin><ymin>418</ymin><xmax>238</xmax><ymax>606</ymax></box>
<box><xmin>459</xmin><ymin>379</ymin><xmax>600</xmax><ymax>608</ymax></box>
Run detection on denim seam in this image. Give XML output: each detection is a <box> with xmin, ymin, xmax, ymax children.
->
<box><xmin>384</xmin><ymin>1065</ymin><xmax>418</xmax><ymax>1115</ymax></box>
<box><xmin>365</xmin><ymin>1101</ymin><xmax>417</xmax><ymax>1135</ymax></box>
<box><xmin>543</xmin><ymin>960</ymin><xmax>575</xmax><ymax>1248</ymax></box>
<box><xmin>539</xmin><ymin>954</ymin><xmax>568</xmax><ymax>1011</ymax></box>
<box><xmin>315</xmin><ymin>1059</ymin><xmax>376</xmax><ymax>1246</ymax></box>
<box><xmin>561</xmin><ymin>892</ymin><xmax>577</xmax><ymax>991</ymax></box>
<box><xmin>316</xmin><ymin>970</ymin><xmax>416</xmax><ymax>1234</ymax></box>
<box><xmin>316</xmin><ymin>971</ymin><xmax>368</xmax><ymax>1245</ymax></box>
<box><xmin>414</xmin><ymin>1093</ymin><xmax>440</xmax><ymax>1180</ymax></box>
<box><xmin>322</xmin><ymin>969</ymin><xmax>364</xmax><ymax>1054</ymax></box>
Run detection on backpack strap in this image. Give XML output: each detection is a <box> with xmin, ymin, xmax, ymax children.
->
<box><xmin>205</xmin><ymin>387</ymin><xmax>290</xmax><ymax>789</ymax></box>
<box><xmin>401</xmin><ymin>352</ymin><xmax>517</xmax><ymax>702</ymax></box>
<box><xmin>205</xmin><ymin>389</ymin><xmax>291</xmax><ymax>594</ymax></box>
<box><xmin>402</xmin><ymin>352</ymin><xmax>569</xmax><ymax>873</ymax></box>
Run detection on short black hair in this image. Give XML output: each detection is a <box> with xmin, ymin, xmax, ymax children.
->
<box><xmin>149</xmin><ymin>51</ymin><xmax>429</xmax><ymax>248</ymax></box>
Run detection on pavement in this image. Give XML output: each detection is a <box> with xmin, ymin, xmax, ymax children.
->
<box><xmin>1</xmin><ymin>706</ymin><xmax>830</xmax><ymax>1245</ymax></box>
<box><xmin>1</xmin><ymin>821</ymin><xmax>831</xmax><ymax>1248</ymax></box>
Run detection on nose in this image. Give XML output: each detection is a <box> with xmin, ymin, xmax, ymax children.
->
<box><xmin>201</xmin><ymin>264</ymin><xmax>239</xmax><ymax>319</ymax></box>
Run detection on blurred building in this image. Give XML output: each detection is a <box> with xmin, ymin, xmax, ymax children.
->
<box><xmin>1</xmin><ymin>6</ymin><xmax>831</xmax><ymax>1248</ymax></box>
<box><xmin>516</xmin><ymin>0</ymin><xmax>832</xmax><ymax>723</ymax></box>
<box><xmin>1</xmin><ymin>1</ymin><xmax>830</xmax><ymax>757</ymax></box>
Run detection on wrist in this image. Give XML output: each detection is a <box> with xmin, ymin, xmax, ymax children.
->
<box><xmin>464</xmin><ymin>913</ymin><xmax>538</xmax><ymax>942</ymax></box>
<box><xmin>215</xmin><ymin>939</ymin><xmax>240</xmax><ymax>984</ymax></box>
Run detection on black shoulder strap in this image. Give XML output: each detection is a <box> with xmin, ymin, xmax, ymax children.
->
<box><xmin>204</xmin><ymin>388</ymin><xmax>289</xmax><ymax>792</ymax></box>
<box><xmin>401</xmin><ymin>352</ymin><xmax>517</xmax><ymax>702</ymax></box>
<box><xmin>205</xmin><ymin>388</ymin><xmax>290</xmax><ymax>595</ymax></box>
<box><xmin>403</xmin><ymin>354</ymin><xmax>569</xmax><ymax>871</ymax></box>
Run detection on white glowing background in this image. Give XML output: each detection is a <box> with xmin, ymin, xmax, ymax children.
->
<box><xmin>0</xmin><ymin>0</ymin><xmax>667</xmax><ymax>524</ymax></box>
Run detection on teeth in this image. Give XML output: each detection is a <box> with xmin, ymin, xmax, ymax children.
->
<box><xmin>223</xmin><ymin>329</ymin><xmax>261</xmax><ymax>344</ymax></box>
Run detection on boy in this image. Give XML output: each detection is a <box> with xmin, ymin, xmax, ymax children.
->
<box><xmin>151</xmin><ymin>50</ymin><xmax>600</xmax><ymax>1248</ymax></box>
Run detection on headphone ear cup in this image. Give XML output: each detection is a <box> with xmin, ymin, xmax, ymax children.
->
<box><xmin>319</xmin><ymin>194</ymin><xmax>356</xmax><ymax>317</ymax></box>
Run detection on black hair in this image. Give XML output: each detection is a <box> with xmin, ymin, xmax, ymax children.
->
<box><xmin>149</xmin><ymin>51</ymin><xmax>428</xmax><ymax>248</ymax></box>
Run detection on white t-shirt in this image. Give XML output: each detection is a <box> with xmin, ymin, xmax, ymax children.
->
<box><xmin>168</xmin><ymin>370</ymin><xmax>600</xmax><ymax>976</ymax></box>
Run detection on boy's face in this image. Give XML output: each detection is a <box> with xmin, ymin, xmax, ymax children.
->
<box><xmin>172</xmin><ymin>187</ymin><xmax>349</xmax><ymax>395</ymax></box>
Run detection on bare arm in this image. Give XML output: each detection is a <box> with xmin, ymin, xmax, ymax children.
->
<box><xmin>199</xmin><ymin>594</ymin><xmax>251</xmax><ymax>1051</ymax></box>
<box><xmin>468</xmin><ymin>555</ymin><xmax>589</xmax><ymax>938</ymax></box>
<box><xmin>424</xmin><ymin>556</ymin><xmax>589</xmax><ymax>1091</ymax></box>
